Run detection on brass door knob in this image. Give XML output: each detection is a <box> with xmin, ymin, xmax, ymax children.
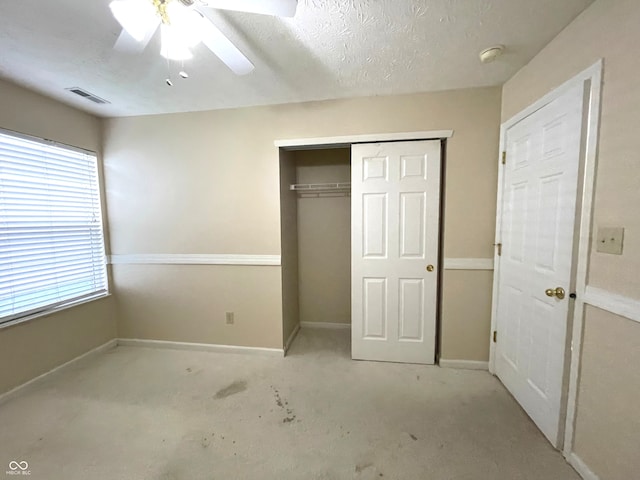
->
<box><xmin>426</xmin><ymin>265</ymin><xmax>434</xmax><ymax>272</ymax></box>
<box><xmin>545</xmin><ymin>287</ymin><xmax>566</xmax><ymax>300</ymax></box>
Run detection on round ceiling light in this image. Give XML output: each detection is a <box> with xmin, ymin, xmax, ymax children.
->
<box><xmin>479</xmin><ymin>45</ymin><xmax>505</xmax><ymax>64</ymax></box>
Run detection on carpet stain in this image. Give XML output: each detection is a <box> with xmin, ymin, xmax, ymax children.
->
<box><xmin>272</xmin><ymin>387</ymin><xmax>284</xmax><ymax>407</ymax></box>
<box><xmin>214</xmin><ymin>380</ymin><xmax>247</xmax><ymax>399</ymax></box>
<box><xmin>272</xmin><ymin>386</ymin><xmax>297</xmax><ymax>425</ymax></box>
<box><xmin>410</xmin><ymin>434</ymin><xmax>418</xmax><ymax>441</ymax></box>
<box><xmin>355</xmin><ymin>462</ymin><xmax>374</xmax><ymax>473</ymax></box>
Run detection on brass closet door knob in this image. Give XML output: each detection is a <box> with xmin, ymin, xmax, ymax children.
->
<box><xmin>426</xmin><ymin>265</ymin><xmax>434</xmax><ymax>272</ymax></box>
<box><xmin>545</xmin><ymin>287</ymin><xmax>565</xmax><ymax>299</ymax></box>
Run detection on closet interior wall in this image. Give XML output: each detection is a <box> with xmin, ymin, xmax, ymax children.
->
<box><xmin>294</xmin><ymin>148</ymin><xmax>352</xmax><ymax>327</ymax></box>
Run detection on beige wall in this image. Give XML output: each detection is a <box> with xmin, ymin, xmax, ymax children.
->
<box><xmin>113</xmin><ymin>265</ymin><xmax>282</xmax><ymax>348</ymax></box>
<box><xmin>0</xmin><ymin>79</ymin><xmax>101</xmax><ymax>152</ymax></box>
<box><xmin>0</xmin><ymin>298</ymin><xmax>115</xmax><ymax>394</ymax></box>
<box><xmin>441</xmin><ymin>270</ymin><xmax>494</xmax><ymax>361</ymax></box>
<box><xmin>295</xmin><ymin>149</ymin><xmax>351</xmax><ymax>326</ymax></box>
<box><xmin>501</xmin><ymin>0</ymin><xmax>640</xmax><ymax>477</ymax></box>
<box><xmin>0</xmin><ymin>79</ymin><xmax>116</xmax><ymax>394</ymax></box>
<box><xmin>103</xmin><ymin>86</ymin><xmax>501</xmax><ymax>357</ymax></box>
<box><xmin>279</xmin><ymin>149</ymin><xmax>299</xmax><ymax>345</ymax></box>
<box><xmin>574</xmin><ymin>306</ymin><xmax>639</xmax><ymax>480</ymax></box>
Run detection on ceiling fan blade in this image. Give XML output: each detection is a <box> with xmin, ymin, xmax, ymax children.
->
<box><xmin>114</xmin><ymin>22</ymin><xmax>159</xmax><ymax>53</ymax></box>
<box><xmin>110</xmin><ymin>0</ymin><xmax>161</xmax><ymax>41</ymax></box>
<box><xmin>201</xmin><ymin>0</ymin><xmax>297</xmax><ymax>17</ymax></box>
<box><xmin>197</xmin><ymin>15</ymin><xmax>255</xmax><ymax>75</ymax></box>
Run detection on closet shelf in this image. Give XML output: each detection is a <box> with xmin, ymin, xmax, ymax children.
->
<box><xmin>290</xmin><ymin>182</ymin><xmax>351</xmax><ymax>193</ymax></box>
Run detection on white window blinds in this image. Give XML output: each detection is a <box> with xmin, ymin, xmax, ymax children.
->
<box><xmin>0</xmin><ymin>130</ymin><xmax>107</xmax><ymax>323</ymax></box>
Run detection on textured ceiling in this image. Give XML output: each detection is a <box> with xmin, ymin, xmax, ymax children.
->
<box><xmin>0</xmin><ymin>0</ymin><xmax>593</xmax><ymax>117</ymax></box>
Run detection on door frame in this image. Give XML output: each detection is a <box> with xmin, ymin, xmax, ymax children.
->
<box><xmin>488</xmin><ymin>61</ymin><xmax>603</xmax><ymax>456</ymax></box>
<box><xmin>275</xmin><ymin>130</ymin><xmax>453</xmax><ymax>150</ymax></box>
<box><xmin>275</xmin><ymin>130</ymin><xmax>452</xmax><ymax>359</ymax></box>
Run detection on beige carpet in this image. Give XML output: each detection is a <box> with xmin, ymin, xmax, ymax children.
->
<box><xmin>0</xmin><ymin>328</ymin><xmax>580</xmax><ymax>479</ymax></box>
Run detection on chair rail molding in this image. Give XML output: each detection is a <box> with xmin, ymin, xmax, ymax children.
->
<box><xmin>443</xmin><ymin>258</ymin><xmax>494</xmax><ymax>270</ymax></box>
<box><xmin>583</xmin><ymin>286</ymin><xmax>640</xmax><ymax>324</ymax></box>
<box><xmin>107</xmin><ymin>254</ymin><xmax>281</xmax><ymax>266</ymax></box>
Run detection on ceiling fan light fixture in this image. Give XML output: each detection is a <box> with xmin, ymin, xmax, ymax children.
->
<box><xmin>160</xmin><ymin>24</ymin><xmax>194</xmax><ymax>61</ymax></box>
<box><xmin>165</xmin><ymin>2</ymin><xmax>204</xmax><ymax>47</ymax></box>
<box><xmin>109</xmin><ymin>0</ymin><xmax>158</xmax><ymax>42</ymax></box>
<box><xmin>111</xmin><ymin>0</ymin><xmax>295</xmax><ymax>76</ymax></box>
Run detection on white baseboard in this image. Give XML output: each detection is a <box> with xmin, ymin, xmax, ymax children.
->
<box><xmin>117</xmin><ymin>338</ymin><xmax>284</xmax><ymax>357</ymax></box>
<box><xmin>284</xmin><ymin>323</ymin><xmax>301</xmax><ymax>354</ymax></box>
<box><xmin>439</xmin><ymin>359</ymin><xmax>489</xmax><ymax>370</ymax></box>
<box><xmin>568</xmin><ymin>452</ymin><xmax>600</xmax><ymax>480</ymax></box>
<box><xmin>300</xmin><ymin>321</ymin><xmax>351</xmax><ymax>330</ymax></box>
<box><xmin>0</xmin><ymin>339</ymin><xmax>118</xmax><ymax>405</ymax></box>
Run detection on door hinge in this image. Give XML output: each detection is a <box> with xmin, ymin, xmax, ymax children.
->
<box><xmin>501</xmin><ymin>151</ymin><xmax>506</xmax><ymax>165</ymax></box>
<box><xmin>494</xmin><ymin>242</ymin><xmax>502</xmax><ymax>256</ymax></box>
<box><xmin>493</xmin><ymin>330</ymin><xmax>497</xmax><ymax>343</ymax></box>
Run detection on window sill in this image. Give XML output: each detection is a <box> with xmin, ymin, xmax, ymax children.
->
<box><xmin>0</xmin><ymin>292</ymin><xmax>112</xmax><ymax>331</ymax></box>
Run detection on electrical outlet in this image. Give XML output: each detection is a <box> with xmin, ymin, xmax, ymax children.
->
<box><xmin>225</xmin><ymin>312</ymin><xmax>234</xmax><ymax>325</ymax></box>
<box><xmin>596</xmin><ymin>227</ymin><xmax>624</xmax><ymax>255</ymax></box>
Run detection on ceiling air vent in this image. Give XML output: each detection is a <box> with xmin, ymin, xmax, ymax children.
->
<box><xmin>65</xmin><ymin>87</ymin><xmax>110</xmax><ymax>105</ymax></box>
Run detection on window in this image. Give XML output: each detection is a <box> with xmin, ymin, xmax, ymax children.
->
<box><xmin>0</xmin><ymin>130</ymin><xmax>108</xmax><ymax>324</ymax></box>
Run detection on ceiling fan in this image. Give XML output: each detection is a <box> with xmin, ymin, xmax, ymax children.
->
<box><xmin>110</xmin><ymin>0</ymin><xmax>298</xmax><ymax>76</ymax></box>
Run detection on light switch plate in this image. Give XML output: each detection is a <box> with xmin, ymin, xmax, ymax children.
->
<box><xmin>596</xmin><ymin>227</ymin><xmax>624</xmax><ymax>255</ymax></box>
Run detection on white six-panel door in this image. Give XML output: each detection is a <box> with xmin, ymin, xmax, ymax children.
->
<box><xmin>495</xmin><ymin>83</ymin><xmax>585</xmax><ymax>446</ymax></box>
<box><xmin>351</xmin><ymin>140</ymin><xmax>441</xmax><ymax>364</ymax></box>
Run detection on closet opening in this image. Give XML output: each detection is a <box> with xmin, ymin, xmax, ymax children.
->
<box><xmin>279</xmin><ymin>132</ymin><xmax>450</xmax><ymax>364</ymax></box>
<box><xmin>280</xmin><ymin>146</ymin><xmax>352</xmax><ymax>357</ymax></box>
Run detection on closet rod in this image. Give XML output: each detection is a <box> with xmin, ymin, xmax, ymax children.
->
<box><xmin>290</xmin><ymin>182</ymin><xmax>351</xmax><ymax>192</ymax></box>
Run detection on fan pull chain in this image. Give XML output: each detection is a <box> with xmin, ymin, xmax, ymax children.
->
<box><xmin>179</xmin><ymin>59</ymin><xmax>189</xmax><ymax>78</ymax></box>
<box><xmin>165</xmin><ymin>59</ymin><xmax>189</xmax><ymax>85</ymax></box>
<box><xmin>165</xmin><ymin>57</ymin><xmax>173</xmax><ymax>86</ymax></box>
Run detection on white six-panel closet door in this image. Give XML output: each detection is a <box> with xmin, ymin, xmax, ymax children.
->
<box><xmin>351</xmin><ymin>140</ymin><xmax>441</xmax><ymax>364</ymax></box>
